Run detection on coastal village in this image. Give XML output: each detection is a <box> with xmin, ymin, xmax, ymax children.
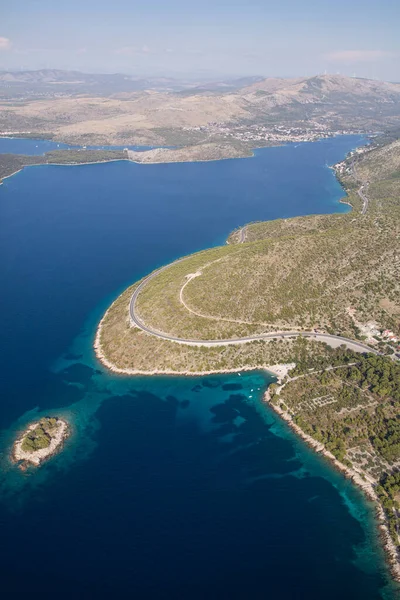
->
<box><xmin>183</xmin><ymin>122</ymin><xmax>365</xmax><ymax>145</ymax></box>
<box><xmin>347</xmin><ymin>308</ymin><xmax>400</xmax><ymax>354</ymax></box>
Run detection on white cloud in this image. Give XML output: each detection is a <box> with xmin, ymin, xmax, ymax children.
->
<box><xmin>0</xmin><ymin>37</ymin><xmax>11</xmax><ymax>50</ymax></box>
<box><xmin>141</xmin><ymin>45</ymin><xmax>151</xmax><ymax>54</ymax></box>
<box><xmin>324</xmin><ymin>50</ymin><xmax>394</xmax><ymax>63</ymax></box>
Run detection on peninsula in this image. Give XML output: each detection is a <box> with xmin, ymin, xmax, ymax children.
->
<box><xmin>13</xmin><ymin>417</ymin><xmax>69</xmax><ymax>467</ymax></box>
<box><xmin>96</xmin><ymin>136</ymin><xmax>399</xmax><ymax>374</ymax></box>
<box><xmin>0</xmin><ymin>148</ymin><xmax>127</xmax><ymax>184</ymax></box>
<box><xmin>0</xmin><ymin>143</ymin><xmax>256</xmax><ymax>185</ymax></box>
<box><xmin>96</xmin><ymin>135</ymin><xmax>400</xmax><ymax>578</ymax></box>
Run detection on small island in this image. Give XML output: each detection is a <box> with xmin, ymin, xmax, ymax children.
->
<box><xmin>13</xmin><ymin>417</ymin><xmax>69</xmax><ymax>467</ymax></box>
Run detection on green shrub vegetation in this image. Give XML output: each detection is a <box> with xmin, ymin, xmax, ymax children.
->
<box><xmin>20</xmin><ymin>417</ymin><xmax>60</xmax><ymax>453</ymax></box>
<box><xmin>0</xmin><ymin>149</ymin><xmax>127</xmax><ymax>183</ymax></box>
<box><xmin>278</xmin><ymin>351</ymin><xmax>400</xmax><ymax>543</ymax></box>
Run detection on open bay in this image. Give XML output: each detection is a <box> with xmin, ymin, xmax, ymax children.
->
<box><xmin>0</xmin><ymin>135</ymin><xmax>398</xmax><ymax>598</ymax></box>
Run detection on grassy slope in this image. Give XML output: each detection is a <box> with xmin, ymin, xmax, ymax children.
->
<box><xmin>98</xmin><ymin>278</ymin><xmax>333</xmax><ymax>373</ymax></box>
<box><xmin>133</xmin><ymin>139</ymin><xmax>400</xmax><ymax>341</ymax></box>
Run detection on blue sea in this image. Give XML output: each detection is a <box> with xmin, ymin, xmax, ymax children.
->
<box><xmin>0</xmin><ymin>136</ymin><xmax>160</xmax><ymax>155</ymax></box>
<box><xmin>0</xmin><ymin>135</ymin><xmax>398</xmax><ymax>599</ymax></box>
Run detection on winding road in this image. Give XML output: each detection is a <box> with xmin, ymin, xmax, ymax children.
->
<box><xmin>129</xmin><ymin>259</ymin><xmax>379</xmax><ymax>355</ymax></box>
<box><xmin>351</xmin><ymin>158</ymin><xmax>369</xmax><ymax>215</ymax></box>
<box><xmin>238</xmin><ymin>225</ymin><xmax>247</xmax><ymax>243</ymax></box>
<box><xmin>358</xmin><ymin>182</ymin><xmax>370</xmax><ymax>215</ymax></box>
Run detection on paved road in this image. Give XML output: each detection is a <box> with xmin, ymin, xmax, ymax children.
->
<box><xmin>238</xmin><ymin>225</ymin><xmax>247</xmax><ymax>243</ymax></box>
<box><xmin>358</xmin><ymin>182</ymin><xmax>369</xmax><ymax>215</ymax></box>
<box><xmin>129</xmin><ymin>260</ymin><xmax>379</xmax><ymax>355</ymax></box>
<box><xmin>351</xmin><ymin>158</ymin><xmax>369</xmax><ymax>215</ymax></box>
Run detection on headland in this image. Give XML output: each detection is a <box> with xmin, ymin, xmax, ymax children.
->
<box><xmin>94</xmin><ymin>134</ymin><xmax>400</xmax><ymax>580</ymax></box>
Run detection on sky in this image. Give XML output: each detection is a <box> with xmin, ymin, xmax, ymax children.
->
<box><xmin>1</xmin><ymin>0</ymin><xmax>399</xmax><ymax>81</ymax></box>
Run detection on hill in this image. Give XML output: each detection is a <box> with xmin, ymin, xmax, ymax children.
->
<box><xmin>96</xmin><ymin>136</ymin><xmax>400</xmax><ymax>374</ymax></box>
<box><xmin>1</xmin><ymin>74</ymin><xmax>400</xmax><ymax>147</ymax></box>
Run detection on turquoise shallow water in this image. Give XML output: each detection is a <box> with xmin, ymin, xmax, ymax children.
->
<box><xmin>0</xmin><ymin>135</ymin><xmax>398</xmax><ymax>598</ymax></box>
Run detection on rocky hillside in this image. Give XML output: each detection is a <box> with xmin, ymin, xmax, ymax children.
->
<box><xmin>236</xmin><ymin>74</ymin><xmax>400</xmax><ymax>127</ymax></box>
<box><xmin>1</xmin><ymin>73</ymin><xmax>400</xmax><ymax>145</ymax></box>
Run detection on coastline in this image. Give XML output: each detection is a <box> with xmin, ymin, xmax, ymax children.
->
<box><xmin>263</xmin><ymin>380</ymin><xmax>400</xmax><ymax>583</ymax></box>
<box><xmin>94</xmin><ymin>294</ymin><xmax>297</xmax><ymax>380</ymax></box>
<box><xmin>94</xmin><ymin>285</ymin><xmax>400</xmax><ymax>584</ymax></box>
<box><xmin>0</xmin><ymin>132</ymin><xmax>368</xmax><ymax>193</ymax></box>
<box><xmin>95</xmin><ymin>303</ymin><xmax>400</xmax><ymax>583</ymax></box>
<box><xmin>0</xmin><ymin>168</ymin><xmax>23</xmax><ymax>185</ymax></box>
<box><xmin>13</xmin><ymin>418</ymin><xmax>69</xmax><ymax>467</ymax></box>
<box><xmin>339</xmin><ymin>197</ymin><xmax>353</xmax><ymax>208</ymax></box>
<box><xmin>0</xmin><ymin>152</ymin><xmax>253</xmax><ymax>187</ymax></box>
<box><xmin>0</xmin><ymin>160</ymin><xmax>127</xmax><ymax>186</ymax></box>
<box><xmin>0</xmin><ymin>131</ymin><xmax>364</xmax><ymax>187</ymax></box>
<box><xmin>94</xmin><ymin>315</ymin><xmax>291</xmax><ymax>379</ymax></box>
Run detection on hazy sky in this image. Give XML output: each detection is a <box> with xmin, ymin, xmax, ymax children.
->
<box><xmin>1</xmin><ymin>0</ymin><xmax>399</xmax><ymax>80</ymax></box>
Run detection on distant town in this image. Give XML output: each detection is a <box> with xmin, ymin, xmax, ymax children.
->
<box><xmin>183</xmin><ymin>122</ymin><xmax>367</xmax><ymax>145</ymax></box>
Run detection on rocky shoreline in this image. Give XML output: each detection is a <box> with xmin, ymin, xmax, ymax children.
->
<box><xmin>94</xmin><ymin>296</ymin><xmax>400</xmax><ymax>583</ymax></box>
<box><xmin>264</xmin><ymin>384</ymin><xmax>400</xmax><ymax>583</ymax></box>
<box><xmin>13</xmin><ymin>418</ymin><xmax>69</xmax><ymax>467</ymax></box>
<box><xmin>94</xmin><ymin>309</ymin><xmax>293</xmax><ymax>379</ymax></box>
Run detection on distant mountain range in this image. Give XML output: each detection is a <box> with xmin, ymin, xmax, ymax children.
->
<box><xmin>238</xmin><ymin>74</ymin><xmax>400</xmax><ymax>116</ymax></box>
<box><xmin>2</xmin><ymin>68</ymin><xmax>399</xmax><ymax>110</ymax></box>
<box><xmin>0</xmin><ymin>69</ymin><xmax>266</xmax><ymax>98</ymax></box>
<box><xmin>240</xmin><ymin>73</ymin><xmax>400</xmax><ymax>101</ymax></box>
<box><xmin>1</xmin><ymin>71</ymin><xmax>400</xmax><ymax>147</ymax></box>
<box><xmin>0</xmin><ymin>69</ymin><xmax>190</xmax><ymax>95</ymax></box>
